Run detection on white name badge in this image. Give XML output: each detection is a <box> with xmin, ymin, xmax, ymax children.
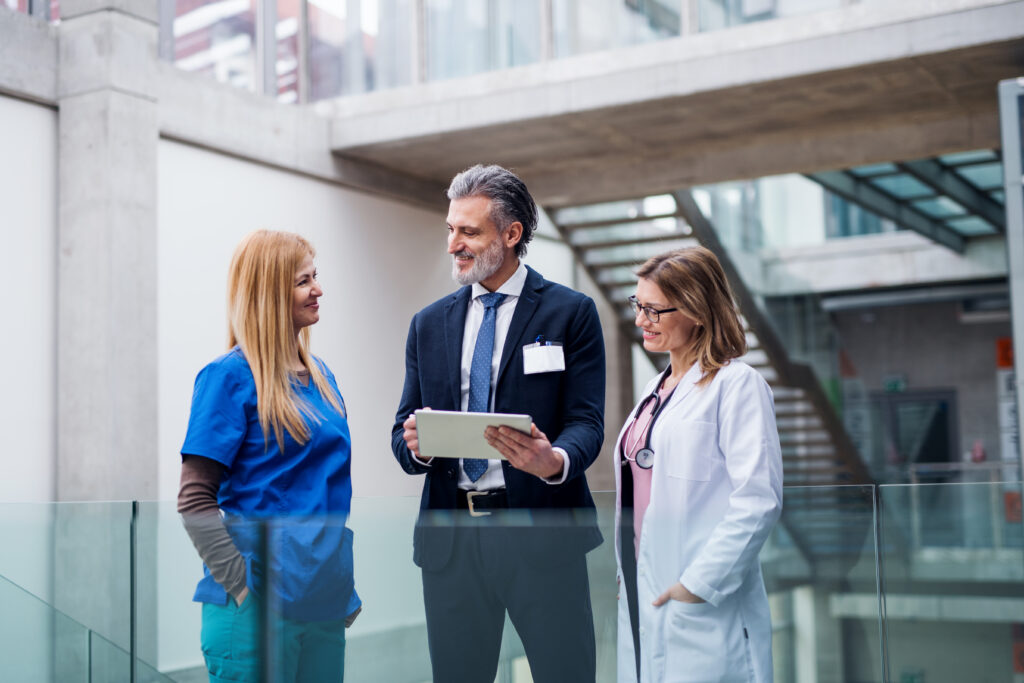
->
<box><xmin>523</xmin><ymin>341</ymin><xmax>565</xmax><ymax>374</ymax></box>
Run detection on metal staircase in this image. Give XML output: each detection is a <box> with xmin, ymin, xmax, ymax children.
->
<box><xmin>547</xmin><ymin>190</ymin><xmax>877</xmax><ymax>570</ymax></box>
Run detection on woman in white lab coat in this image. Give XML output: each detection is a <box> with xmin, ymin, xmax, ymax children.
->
<box><xmin>615</xmin><ymin>247</ymin><xmax>783</xmax><ymax>683</ymax></box>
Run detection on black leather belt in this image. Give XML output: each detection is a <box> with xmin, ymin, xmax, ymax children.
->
<box><xmin>456</xmin><ymin>488</ymin><xmax>509</xmax><ymax>517</ymax></box>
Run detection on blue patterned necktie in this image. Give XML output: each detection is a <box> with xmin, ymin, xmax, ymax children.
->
<box><xmin>464</xmin><ymin>292</ymin><xmax>506</xmax><ymax>482</ymax></box>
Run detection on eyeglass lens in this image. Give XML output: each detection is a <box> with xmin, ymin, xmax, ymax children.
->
<box><xmin>630</xmin><ymin>299</ymin><xmax>660</xmax><ymax>323</ymax></box>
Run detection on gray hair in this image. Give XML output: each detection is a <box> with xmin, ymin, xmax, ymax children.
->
<box><xmin>446</xmin><ymin>164</ymin><xmax>538</xmax><ymax>258</ymax></box>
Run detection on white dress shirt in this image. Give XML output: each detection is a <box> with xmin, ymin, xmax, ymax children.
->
<box><xmin>416</xmin><ymin>261</ymin><xmax>568</xmax><ymax>490</ymax></box>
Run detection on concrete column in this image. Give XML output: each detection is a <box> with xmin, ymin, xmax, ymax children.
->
<box><xmin>52</xmin><ymin>2</ymin><xmax>161</xmax><ymax>673</ymax></box>
<box><xmin>56</xmin><ymin>0</ymin><xmax>159</xmax><ymax>502</ymax></box>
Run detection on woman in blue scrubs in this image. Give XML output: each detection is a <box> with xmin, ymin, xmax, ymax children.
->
<box><xmin>178</xmin><ymin>230</ymin><xmax>360</xmax><ymax>683</ymax></box>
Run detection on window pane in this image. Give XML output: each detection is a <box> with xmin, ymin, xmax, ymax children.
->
<box><xmin>848</xmin><ymin>162</ymin><xmax>898</xmax><ymax>177</ymax></box>
<box><xmin>912</xmin><ymin>196</ymin><xmax>966</xmax><ymax>219</ymax></box>
<box><xmin>945</xmin><ymin>216</ymin><xmax>997</xmax><ymax>236</ymax></box>
<box><xmin>426</xmin><ymin>0</ymin><xmax>541</xmax><ymax>81</ymax></box>
<box><xmin>309</xmin><ymin>0</ymin><xmax>413</xmax><ymax>100</ymax></box>
<box><xmin>552</xmin><ymin>0</ymin><xmax>679</xmax><ymax>57</ymax></box>
<box><xmin>939</xmin><ymin>149</ymin><xmax>997</xmax><ymax>166</ymax></box>
<box><xmin>173</xmin><ymin>0</ymin><xmax>257</xmax><ymax>93</ymax></box>
<box><xmin>699</xmin><ymin>0</ymin><xmax>843</xmax><ymax>31</ymax></box>
<box><xmin>868</xmin><ymin>175</ymin><xmax>933</xmax><ymax>199</ymax></box>
<box><xmin>276</xmin><ymin>0</ymin><xmax>300</xmax><ymax>103</ymax></box>
<box><xmin>955</xmin><ymin>162</ymin><xmax>1004</xmax><ymax>191</ymax></box>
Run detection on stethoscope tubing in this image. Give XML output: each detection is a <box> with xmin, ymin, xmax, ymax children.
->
<box><xmin>621</xmin><ymin>366</ymin><xmax>677</xmax><ymax>470</ymax></box>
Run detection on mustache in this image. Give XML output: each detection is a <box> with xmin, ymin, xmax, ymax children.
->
<box><xmin>452</xmin><ymin>250</ymin><xmax>475</xmax><ymax>259</ymax></box>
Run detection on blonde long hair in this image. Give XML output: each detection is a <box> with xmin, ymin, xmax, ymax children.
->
<box><xmin>637</xmin><ymin>246</ymin><xmax>747</xmax><ymax>387</ymax></box>
<box><xmin>227</xmin><ymin>230</ymin><xmax>344</xmax><ymax>450</ymax></box>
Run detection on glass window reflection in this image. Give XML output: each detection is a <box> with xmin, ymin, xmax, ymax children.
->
<box><xmin>426</xmin><ymin>0</ymin><xmax>541</xmax><ymax>81</ymax></box>
<box><xmin>699</xmin><ymin>0</ymin><xmax>843</xmax><ymax>31</ymax></box>
<box><xmin>551</xmin><ymin>0</ymin><xmax>679</xmax><ymax>57</ymax></box>
<box><xmin>308</xmin><ymin>0</ymin><xmax>414</xmax><ymax>101</ymax></box>
<box><xmin>173</xmin><ymin>0</ymin><xmax>258</xmax><ymax>93</ymax></box>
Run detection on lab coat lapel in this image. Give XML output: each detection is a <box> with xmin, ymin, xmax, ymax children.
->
<box><xmin>660</xmin><ymin>362</ymin><xmax>703</xmax><ymax>416</ymax></box>
<box><xmin>444</xmin><ymin>287</ymin><xmax>471</xmax><ymax>410</ymax></box>
<box><xmin>496</xmin><ymin>267</ymin><xmax>543</xmax><ymax>387</ymax></box>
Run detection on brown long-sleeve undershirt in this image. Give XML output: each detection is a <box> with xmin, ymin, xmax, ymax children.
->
<box><xmin>177</xmin><ymin>455</ymin><xmax>248</xmax><ymax>600</ymax></box>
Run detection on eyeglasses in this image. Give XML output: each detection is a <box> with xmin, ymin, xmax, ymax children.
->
<box><xmin>628</xmin><ymin>295</ymin><xmax>678</xmax><ymax>323</ymax></box>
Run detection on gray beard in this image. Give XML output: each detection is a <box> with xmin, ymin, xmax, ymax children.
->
<box><xmin>451</xmin><ymin>239</ymin><xmax>505</xmax><ymax>286</ymax></box>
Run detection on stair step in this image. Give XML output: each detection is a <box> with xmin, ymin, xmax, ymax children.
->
<box><xmin>776</xmin><ymin>417</ymin><xmax>824</xmax><ymax>431</ymax></box>
<box><xmin>778</xmin><ymin>431</ymin><xmax>830</xmax><ymax>444</ymax></box>
<box><xmin>773</xmin><ymin>401</ymin><xmax>815</xmax><ymax>415</ymax></box>
<box><xmin>772</xmin><ymin>387</ymin><xmax>808</xmax><ymax>401</ymax></box>
<box><xmin>740</xmin><ymin>349</ymin><xmax>769</xmax><ymax>366</ymax></box>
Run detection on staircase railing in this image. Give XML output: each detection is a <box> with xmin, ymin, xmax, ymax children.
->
<box><xmin>672</xmin><ymin>189</ymin><xmax>873</xmax><ymax>486</ymax></box>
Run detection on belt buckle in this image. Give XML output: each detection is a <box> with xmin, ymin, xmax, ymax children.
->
<box><xmin>466</xmin><ymin>491</ymin><xmax>492</xmax><ymax>517</ymax></box>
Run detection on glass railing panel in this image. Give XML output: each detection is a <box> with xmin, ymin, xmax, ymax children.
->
<box><xmin>698</xmin><ymin>0</ymin><xmax>844</xmax><ymax>32</ymax></box>
<box><xmin>0</xmin><ymin>572</ymin><xmax>89</xmax><ymax>683</ymax></box>
<box><xmin>0</xmin><ymin>566</ymin><xmax>176</xmax><ymax>683</ymax></box>
<box><xmin>0</xmin><ymin>501</ymin><xmax>134</xmax><ymax>660</ymax></box>
<box><xmin>135</xmin><ymin>500</ymin><xmax>206</xmax><ymax>681</ymax></box>
<box><xmin>878</xmin><ymin>482</ymin><xmax>1024</xmax><ymax>683</ymax></box>
<box><xmin>257</xmin><ymin>493</ymin><xmax>620</xmax><ymax>682</ymax></box>
<box><xmin>0</xmin><ymin>486</ymin><xmax>881</xmax><ymax>681</ymax></box>
<box><xmin>551</xmin><ymin>0</ymin><xmax>680</xmax><ymax>57</ymax></box>
<box><xmin>762</xmin><ymin>485</ymin><xmax>884</xmax><ymax>683</ymax></box>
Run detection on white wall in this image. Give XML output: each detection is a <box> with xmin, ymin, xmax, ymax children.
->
<box><xmin>0</xmin><ymin>95</ymin><xmax>57</xmax><ymax>503</ymax></box>
<box><xmin>0</xmin><ymin>94</ymin><xmax>57</xmax><ymax>681</ymax></box>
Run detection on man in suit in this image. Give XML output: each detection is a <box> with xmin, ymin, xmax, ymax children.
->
<box><xmin>391</xmin><ymin>164</ymin><xmax>605</xmax><ymax>683</ymax></box>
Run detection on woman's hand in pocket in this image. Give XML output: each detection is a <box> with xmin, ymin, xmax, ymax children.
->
<box><xmin>653</xmin><ymin>582</ymin><xmax>705</xmax><ymax>607</ymax></box>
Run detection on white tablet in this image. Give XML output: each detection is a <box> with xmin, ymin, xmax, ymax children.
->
<box><xmin>414</xmin><ymin>409</ymin><xmax>533</xmax><ymax>460</ymax></box>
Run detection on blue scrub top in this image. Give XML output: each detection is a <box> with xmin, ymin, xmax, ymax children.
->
<box><xmin>182</xmin><ymin>347</ymin><xmax>360</xmax><ymax>622</ymax></box>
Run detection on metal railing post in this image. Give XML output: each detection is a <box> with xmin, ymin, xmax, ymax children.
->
<box><xmin>130</xmin><ymin>501</ymin><xmax>138</xmax><ymax>683</ymax></box>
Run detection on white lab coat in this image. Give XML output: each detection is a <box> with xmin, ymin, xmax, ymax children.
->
<box><xmin>614</xmin><ymin>361</ymin><xmax>783</xmax><ymax>683</ymax></box>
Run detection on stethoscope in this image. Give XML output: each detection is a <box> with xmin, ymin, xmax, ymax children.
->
<box><xmin>620</xmin><ymin>366</ymin><xmax>677</xmax><ymax>470</ymax></box>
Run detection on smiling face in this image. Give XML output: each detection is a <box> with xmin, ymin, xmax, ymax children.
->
<box><xmin>291</xmin><ymin>253</ymin><xmax>322</xmax><ymax>333</ymax></box>
<box><xmin>634</xmin><ymin>277</ymin><xmax>700</xmax><ymax>357</ymax></box>
<box><xmin>447</xmin><ymin>195</ymin><xmax>522</xmax><ymax>290</ymax></box>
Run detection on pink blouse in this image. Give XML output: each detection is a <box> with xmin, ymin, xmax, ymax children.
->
<box><xmin>623</xmin><ymin>383</ymin><xmax>675</xmax><ymax>559</ymax></box>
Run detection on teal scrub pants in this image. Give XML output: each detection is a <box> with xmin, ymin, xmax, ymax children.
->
<box><xmin>200</xmin><ymin>596</ymin><xmax>346</xmax><ymax>683</ymax></box>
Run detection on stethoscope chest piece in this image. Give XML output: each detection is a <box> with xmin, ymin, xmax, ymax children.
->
<box><xmin>635</xmin><ymin>448</ymin><xmax>655</xmax><ymax>469</ymax></box>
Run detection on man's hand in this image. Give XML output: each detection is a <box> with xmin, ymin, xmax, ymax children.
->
<box><xmin>484</xmin><ymin>423</ymin><xmax>562</xmax><ymax>479</ymax></box>
<box><xmin>234</xmin><ymin>586</ymin><xmax>249</xmax><ymax>606</ymax></box>
<box><xmin>403</xmin><ymin>409</ymin><xmax>433</xmax><ymax>464</ymax></box>
<box><xmin>652</xmin><ymin>582</ymin><xmax>706</xmax><ymax>607</ymax></box>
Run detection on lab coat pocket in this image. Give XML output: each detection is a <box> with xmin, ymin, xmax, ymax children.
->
<box><xmin>670</xmin><ymin>599</ymin><xmax>713</xmax><ymax>617</ymax></box>
<box><xmin>664</xmin><ymin>421</ymin><xmax>716</xmax><ymax>482</ymax></box>
<box><xmin>664</xmin><ymin>598</ymin><xmax>749</xmax><ymax>683</ymax></box>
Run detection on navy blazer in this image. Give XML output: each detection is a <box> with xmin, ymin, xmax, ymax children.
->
<box><xmin>391</xmin><ymin>266</ymin><xmax>606</xmax><ymax>570</ymax></box>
